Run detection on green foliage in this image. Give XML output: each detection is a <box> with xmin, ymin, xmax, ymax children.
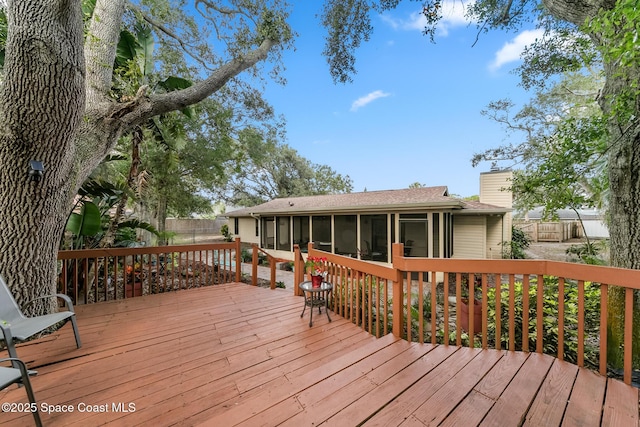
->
<box><xmin>66</xmin><ymin>202</ymin><xmax>102</xmax><ymax>238</ymax></box>
<box><xmin>502</xmin><ymin>226</ymin><xmax>531</xmax><ymax>259</ymax></box>
<box><xmin>585</xmin><ymin>0</ymin><xmax>640</xmax><ymax>123</ymax></box>
<box><xmin>220</xmin><ymin>224</ymin><xmax>233</xmax><ymax>242</ymax></box>
<box><xmin>63</xmin><ymin>177</ymin><xmax>158</xmax><ymax>249</ymax></box>
<box><xmin>275</xmin><ymin>281</ymin><xmax>286</xmax><ymax>289</ymax></box>
<box><xmin>280</xmin><ymin>261</ymin><xmax>294</xmax><ymax>272</ymax></box>
<box><xmin>486</xmin><ymin>277</ymin><xmax>601</xmax><ymax>368</ymax></box>
<box><xmin>333</xmin><ymin>275</ymin><xmax>389</xmax><ymax>336</ymax></box>
<box><xmin>320</xmin><ymin>0</ymin><xmax>373</xmax><ymax>84</ymax></box>
<box><xmin>406</xmin><ymin>290</ymin><xmax>432</xmax><ymax>341</ymax></box>
<box><xmin>155</xmin><ymin>231</ymin><xmax>176</xmax><ymax>245</ymax></box>
<box><xmin>222</xmin><ymin>139</ymin><xmax>353</xmax><ymax>207</ymax></box>
<box><xmin>566</xmin><ymin>241</ymin><xmax>608</xmax><ymax>265</ymax></box>
<box><xmin>258</xmin><ymin>253</ymin><xmax>269</xmax><ymax>266</ymax></box>
<box><xmin>240</xmin><ymin>248</ymin><xmax>253</xmax><ymax>263</ymax></box>
<box><xmin>476</xmin><ymin>71</ymin><xmax>609</xmax><ymax>225</ymax></box>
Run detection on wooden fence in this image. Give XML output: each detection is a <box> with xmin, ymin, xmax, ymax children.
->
<box><xmin>515</xmin><ymin>221</ymin><xmax>577</xmax><ymax>242</ymax></box>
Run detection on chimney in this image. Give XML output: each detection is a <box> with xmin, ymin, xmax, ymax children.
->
<box><xmin>479</xmin><ymin>169</ymin><xmax>512</xmax><ymax>209</ymax></box>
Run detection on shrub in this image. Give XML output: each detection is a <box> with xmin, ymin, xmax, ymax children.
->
<box><xmin>566</xmin><ymin>241</ymin><xmax>607</xmax><ymax>265</ymax></box>
<box><xmin>220</xmin><ymin>224</ymin><xmax>233</xmax><ymax>242</ymax></box>
<box><xmin>502</xmin><ymin>226</ymin><xmax>532</xmax><ymax>259</ymax></box>
<box><xmin>486</xmin><ymin>277</ymin><xmax>600</xmax><ymax>368</ymax></box>
<box><xmin>333</xmin><ymin>275</ymin><xmax>390</xmax><ymax>337</ymax></box>
<box><xmin>240</xmin><ymin>248</ymin><xmax>252</xmax><ymax>263</ymax></box>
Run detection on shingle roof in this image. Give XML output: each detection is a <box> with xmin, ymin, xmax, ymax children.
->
<box><xmin>227</xmin><ymin>186</ymin><xmax>509</xmax><ymax>216</ymax></box>
<box><xmin>524</xmin><ymin>207</ymin><xmax>604</xmax><ymax>221</ymax></box>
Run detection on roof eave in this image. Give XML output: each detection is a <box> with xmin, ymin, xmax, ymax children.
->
<box><xmin>230</xmin><ymin>200</ymin><xmax>466</xmax><ymax>216</ymax></box>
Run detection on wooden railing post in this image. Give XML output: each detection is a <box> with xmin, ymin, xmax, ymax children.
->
<box><xmin>251</xmin><ymin>244</ymin><xmax>258</xmax><ymax>286</ymax></box>
<box><xmin>293</xmin><ymin>245</ymin><xmax>303</xmax><ymax>296</ymax></box>
<box><xmin>392</xmin><ymin>243</ymin><xmax>405</xmax><ymax>338</ymax></box>
<box><xmin>235</xmin><ymin>238</ymin><xmax>242</xmax><ymax>283</ymax></box>
<box><xmin>270</xmin><ymin>257</ymin><xmax>276</xmax><ymax>290</ymax></box>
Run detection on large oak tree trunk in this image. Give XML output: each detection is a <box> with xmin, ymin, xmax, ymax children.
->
<box><xmin>0</xmin><ymin>1</ymin><xmax>85</xmax><ymax>313</ymax></box>
<box><xmin>0</xmin><ymin>0</ymin><xmax>277</xmax><ymax>313</ymax></box>
<box><xmin>602</xmin><ymin>62</ymin><xmax>640</xmax><ymax>369</ymax></box>
<box><xmin>541</xmin><ymin>0</ymin><xmax>640</xmax><ymax>370</ymax></box>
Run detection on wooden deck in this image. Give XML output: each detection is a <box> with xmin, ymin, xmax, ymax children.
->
<box><xmin>1</xmin><ymin>283</ymin><xmax>638</xmax><ymax>426</ymax></box>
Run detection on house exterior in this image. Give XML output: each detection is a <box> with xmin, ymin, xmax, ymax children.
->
<box><xmin>227</xmin><ymin>170</ymin><xmax>513</xmax><ymax>262</ymax></box>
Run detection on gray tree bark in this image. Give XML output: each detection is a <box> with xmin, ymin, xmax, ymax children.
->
<box><xmin>541</xmin><ymin>0</ymin><xmax>640</xmax><ymax>368</ymax></box>
<box><xmin>0</xmin><ymin>0</ymin><xmax>277</xmax><ymax>312</ymax></box>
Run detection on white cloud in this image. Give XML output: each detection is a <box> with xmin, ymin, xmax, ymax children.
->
<box><xmin>489</xmin><ymin>29</ymin><xmax>545</xmax><ymax>71</ymax></box>
<box><xmin>381</xmin><ymin>0</ymin><xmax>475</xmax><ymax>37</ymax></box>
<box><xmin>350</xmin><ymin>90</ymin><xmax>391</xmax><ymax>112</ymax></box>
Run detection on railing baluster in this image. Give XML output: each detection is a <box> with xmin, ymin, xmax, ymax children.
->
<box><xmin>418</xmin><ymin>274</ymin><xmax>424</xmax><ymax>344</ymax></box>
<box><xmin>600</xmin><ymin>283</ymin><xmax>608</xmax><ymax>376</ymax></box>
<box><xmin>407</xmin><ymin>272</ymin><xmax>412</xmax><ymax>343</ymax></box>
<box><xmin>482</xmin><ymin>273</ymin><xmax>488</xmax><ymax>349</ymax></box>
<box><xmin>62</xmin><ymin>259</ymin><xmax>69</xmax><ymax>296</ymax></box>
<box><xmin>357</xmin><ymin>271</ymin><xmax>362</xmax><ymax>328</ymax></box>
<box><xmin>171</xmin><ymin>252</ymin><xmax>176</xmax><ymax>291</ymax></box>
<box><xmin>522</xmin><ymin>275</ymin><xmax>530</xmax><ymax>352</ymax></box>
<box><xmin>558</xmin><ymin>277</ymin><xmax>565</xmax><ymax>361</ymax></box>
<box><xmin>536</xmin><ymin>274</ymin><xmax>544</xmax><ymax>353</ymax></box>
<box><xmin>443</xmin><ymin>272</ymin><xmax>449</xmax><ymax>345</ymax></box>
<box><xmin>430</xmin><ymin>271</ymin><xmax>437</xmax><ymax>345</ymax></box>
<box><xmin>374</xmin><ymin>276</ymin><xmax>379</xmax><ymax>337</ymax></box>
<box><xmin>578</xmin><ymin>279</ymin><xmax>585</xmax><ymax>367</ymax></box>
<box><xmin>468</xmin><ymin>273</ymin><xmax>475</xmax><ymax>345</ymax></box>
<box><xmin>383</xmin><ymin>278</ymin><xmax>389</xmax><ymax>336</ymax></box>
<box><xmin>93</xmin><ymin>256</ymin><xmax>99</xmax><ymax>303</ymax></box>
<box><xmin>624</xmin><ymin>287</ymin><xmax>633</xmax><ymax>385</ymax></box>
<box><xmin>509</xmin><ymin>274</ymin><xmax>515</xmax><ymax>351</ymax></box>
<box><xmin>456</xmin><ymin>272</ymin><xmax>462</xmax><ymax>346</ymax></box>
<box><xmin>73</xmin><ymin>259</ymin><xmax>79</xmax><ymax>304</ymax></box>
<box><xmin>495</xmin><ymin>278</ymin><xmax>501</xmax><ymax>351</ymax></box>
<box><xmin>368</xmin><ymin>275</ymin><xmax>373</xmax><ymax>335</ymax></box>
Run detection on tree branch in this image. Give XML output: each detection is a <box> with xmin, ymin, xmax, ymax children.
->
<box><xmin>541</xmin><ymin>0</ymin><xmax>608</xmax><ymax>27</ymax></box>
<box><xmin>118</xmin><ymin>37</ymin><xmax>277</xmax><ymax>127</ymax></box>
<box><xmin>84</xmin><ymin>0</ymin><xmax>126</xmax><ymax>109</ymax></box>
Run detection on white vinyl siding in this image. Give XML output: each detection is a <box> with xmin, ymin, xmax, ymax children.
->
<box><xmin>453</xmin><ymin>216</ymin><xmax>486</xmax><ymax>259</ymax></box>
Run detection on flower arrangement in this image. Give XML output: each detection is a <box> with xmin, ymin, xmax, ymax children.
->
<box><xmin>305</xmin><ymin>256</ymin><xmax>327</xmax><ymax>276</ymax></box>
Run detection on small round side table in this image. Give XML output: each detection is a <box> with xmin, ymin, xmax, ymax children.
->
<box><xmin>299</xmin><ymin>281</ymin><xmax>333</xmax><ymax>327</ymax></box>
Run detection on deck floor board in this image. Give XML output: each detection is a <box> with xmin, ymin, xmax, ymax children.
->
<box><xmin>0</xmin><ymin>283</ymin><xmax>636</xmax><ymax>426</ymax></box>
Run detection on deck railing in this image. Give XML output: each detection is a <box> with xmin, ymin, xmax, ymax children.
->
<box><xmin>251</xmin><ymin>244</ymin><xmax>290</xmax><ymax>289</ymax></box>
<box><xmin>295</xmin><ymin>243</ymin><xmax>396</xmax><ymax>338</ymax></box>
<box><xmin>57</xmin><ymin>239</ymin><xmax>242</xmax><ymax>304</ymax></box>
<box><xmin>300</xmin><ymin>242</ymin><xmax>640</xmax><ymax>385</ymax></box>
<box><xmin>59</xmin><ymin>239</ymin><xmax>640</xmax><ymax>385</ymax></box>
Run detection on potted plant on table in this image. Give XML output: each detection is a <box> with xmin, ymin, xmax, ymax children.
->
<box><xmin>305</xmin><ymin>256</ymin><xmax>327</xmax><ymax>288</ymax></box>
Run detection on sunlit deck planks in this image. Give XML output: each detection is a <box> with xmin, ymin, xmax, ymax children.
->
<box><xmin>0</xmin><ymin>283</ymin><xmax>637</xmax><ymax>426</ymax></box>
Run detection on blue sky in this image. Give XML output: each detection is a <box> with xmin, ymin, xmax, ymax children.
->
<box><xmin>263</xmin><ymin>1</ymin><xmax>543</xmax><ymax>197</ymax></box>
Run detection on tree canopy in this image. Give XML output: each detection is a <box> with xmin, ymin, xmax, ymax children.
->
<box><xmin>0</xmin><ymin>0</ymin><xmax>295</xmax><ymax>309</ymax></box>
<box><xmin>221</xmin><ymin>136</ymin><xmax>353</xmax><ymax>206</ymax></box>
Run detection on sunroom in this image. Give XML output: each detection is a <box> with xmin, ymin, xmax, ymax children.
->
<box><xmin>227</xmin><ymin>170</ymin><xmax>513</xmax><ymax>262</ymax></box>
